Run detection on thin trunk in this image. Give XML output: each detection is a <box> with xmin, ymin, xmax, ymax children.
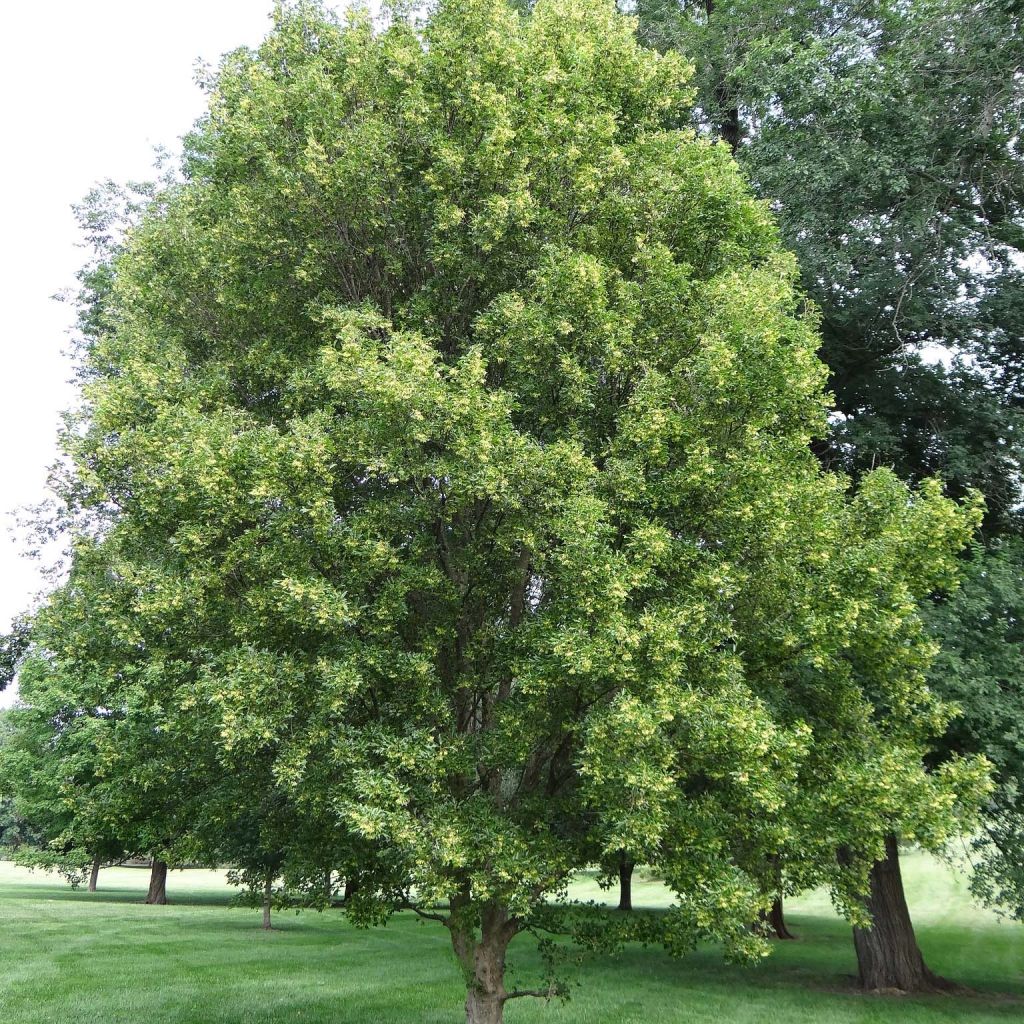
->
<box><xmin>704</xmin><ymin>0</ymin><xmax>741</xmax><ymax>153</ymax></box>
<box><xmin>88</xmin><ymin>856</ymin><xmax>100</xmax><ymax>893</ymax></box>
<box><xmin>852</xmin><ymin>835</ymin><xmax>954</xmax><ymax>992</ymax></box>
<box><xmin>716</xmin><ymin>94</ymin><xmax>741</xmax><ymax>154</ymax></box>
<box><xmin>617</xmin><ymin>851</ymin><xmax>634</xmax><ymax>912</ymax></box>
<box><xmin>343</xmin><ymin>876</ymin><xmax>358</xmax><ymax>903</ymax></box>
<box><xmin>757</xmin><ymin>855</ymin><xmax>794</xmax><ymax>938</ymax></box>
<box><xmin>323</xmin><ymin>869</ymin><xmax>332</xmax><ymax>903</ymax></box>
<box><xmin>262</xmin><ymin>873</ymin><xmax>273</xmax><ymax>930</ymax></box>
<box><xmin>145</xmin><ymin>859</ymin><xmax>168</xmax><ymax>905</ymax></box>
<box><xmin>761</xmin><ymin>896</ymin><xmax>796</xmax><ymax>940</ymax></box>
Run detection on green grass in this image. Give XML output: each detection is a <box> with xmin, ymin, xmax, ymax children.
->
<box><xmin>0</xmin><ymin>852</ymin><xmax>1021</xmax><ymax>1023</ymax></box>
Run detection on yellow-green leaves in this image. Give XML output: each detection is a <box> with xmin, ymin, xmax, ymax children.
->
<box><xmin>15</xmin><ymin>0</ymin><xmax>988</xmax><ymax>996</ymax></box>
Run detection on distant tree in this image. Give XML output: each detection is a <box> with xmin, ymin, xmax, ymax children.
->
<box><xmin>925</xmin><ymin>538</ymin><xmax>1024</xmax><ymax>920</ymax></box>
<box><xmin>0</xmin><ymin>797</ymin><xmax>42</xmax><ymax>854</ymax></box>
<box><xmin>631</xmin><ymin>0</ymin><xmax>1023</xmax><ymax>524</ymax></box>
<box><xmin>0</xmin><ymin>714</ymin><xmax>43</xmax><ymax>855</ymax></box>
<box><xmin>182</xmin><ymin>743</ymin><xmax>364</xmax><ymax>929</ymax></box>
<box><xmin>0</xmin><ymin>542</ymin><xmax>222</xmax><ymax>905</ymax></box>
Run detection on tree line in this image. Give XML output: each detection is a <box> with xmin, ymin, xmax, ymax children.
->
<box><xmin>0</xmin><ymin>2</ymin><xmax>1021</xmax><ymax>1023</ymax></box>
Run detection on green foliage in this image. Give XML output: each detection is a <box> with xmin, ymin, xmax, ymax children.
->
<box><xmin>925</xmin><ymin>538</ymin><xmax>1024</xmax><ymax>918</ymax></box>
<box><xmin>0</xmin><ymin>620</ymin><xmax>29</xmax><ymax>691</ymax></box>
<box><xmin>0</xmin><ymin>792</ymin><xmax>43</xmax><ymax>854</ymax></box>
<box><xmin>632</xmin><ymin>0</ymin><xmax>1024</xmax><ymax>530</ymax></box>
<box><xmin>6</xmin><ymin>0</ymin><xmax>989</xmax><ymax>1015</ymax></box>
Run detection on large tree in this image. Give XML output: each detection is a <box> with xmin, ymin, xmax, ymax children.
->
<box><xmin>632</xmin><ymin>0</ymin><xmax>1023</xmax><ymax>506</ymax></box>
<box><xmin>630</xmin><ymin>0</ymin><xmax>1024</xmax><ymax>987</ymax></box>
<box><xmin>45</xmin><ymin>1</ymin><xmax>987</xmax><ymax>1020</ymax></box>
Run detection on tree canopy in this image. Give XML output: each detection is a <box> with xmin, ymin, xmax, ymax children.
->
<box><xmin>0</xmin><ymin>1</ymin><xmax>997</xmax><ymax>1020</ymax></box>
<box><xmin>633</xmin><ymin>0</ymin><xmax>1024</xmax><ymax>528</ymax></box>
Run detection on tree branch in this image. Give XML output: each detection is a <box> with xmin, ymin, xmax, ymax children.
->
<box><xmin>402</xmin><ymin>900</ymin><xmax>450</xmax><ymax>926</ymax></box>
<box><xmin>502</xmin><ymin>985</ymin><xmax>558</xmax><ymax>1003</ymax></box>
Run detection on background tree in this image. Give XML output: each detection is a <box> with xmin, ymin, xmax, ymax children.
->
<box><xmin>0</xmin><ymin>715</ymin><xmax>44</xmax><ymax>856</ymax></box>
<box><xmin>924</xmin><ymin>538</ymin><xmax>1024</xmax><ymax>920</ymax></box>
<box><xmin>628</xmin><ymin>0</ymin><xmax>1024</xmax><ymax>988</ymax></box>
<box><xmin>0</xmin><ymin>541</ymin><xmax>223</xmax><ymax>905</ymax></box>
<box><xmin>182</xmin><ymin>740</ymin><xmax>367</xmax><ymax>929</ymax></box>
<box><xmin>632</xmin><ymin>0</ymin><xmax>1023</xmax><ymax>511</ymax></box>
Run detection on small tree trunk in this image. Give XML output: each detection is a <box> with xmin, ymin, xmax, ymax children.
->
<box><xmin>262</xmin><ymin>873</ymin><xmax>273</xmax><ymax>930</ymax></box>
<box><xmin>716</xmin><ymin>95</ymin><xmax>741</xmax><ymax>153</ymax></box>
<box><xmin>617</xmin><ymin>851</ymin><xmax>634</xmax><ymax>912</ymax></box>
<box><xmin>145</xmin><ymin>859</ymin><xmax>168</xmax><ymax>905</ymax></box>
<box><xmin>323</xmin><ymin>869</ymin><xmax>332</xmax><ymax>903</ymax></box>
<box><xmin>343</xmin><ymin>876</ymin><xmax>358</xmax><ymax>902</ymax></box>
<box><xmin>852</xmin><ymin>835</ymin><xmax>953</xmax><ymax>992</ymax></box>
<box><xmin>452</xmin><ymin>901</ymin><xmax>517</xmax><ymax>1024</ymax></box>
<box><xmin>756</xmin><ymin>855</ymin><xmax>795</xmax><ymax>938</ymax></box>
<box><xmin>703</xmin><ymin>0</ymin><xmax>741</xmax><ymax>153</ymax></box>
<box><xmin>761</xmin><ymin>896</ymin><xmax>796</xmax><ymax>940</ymax></box>
<box><xmin>88</xmin><ymin>856</ymin><xmax>101</xmax><ymax>893</ymax></box>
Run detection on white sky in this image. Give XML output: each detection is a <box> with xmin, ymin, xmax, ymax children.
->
<box><xmin>0</xmin><ymin>1</ymin><xmax>361</xmax><ymax>707</ymax></box>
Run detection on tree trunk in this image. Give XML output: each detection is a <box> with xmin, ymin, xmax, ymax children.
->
<box><xmin>617</xmin><ymin>851</ymin><xmax>634</xmax><ymax>912</ymax></box>
<box><xmin>465</xmin><ymin>944</ymin><xmax>505</xmax><ymax>1024</ymax></box>
<box><xmin>761</xmin><ymin>896</ymin><xmax>796</xmax><ymax>939</ymax></box>
<box><xmin>703</xmin><ymin>0</ymin><xmax>741</xmax><ymax>154</ymax></box>
<box><xmin>145</xmin><ymin>859</ymin><xmax>168</xmax><ymax>905</ymax></box>
<box><xmin>852</xmin><ymin>835</ymin><xmax>954</xmax><ymax>992</ymax></box>
<box><xmin>452</xmin><ymin>901</ymin><xmax>517</xmax><ymax>1024</ymax></box>
<box><xmin>716</xmin><ymin>91</ymin><xmax>741</xmax><ymax>153</ymax></box>
<box><xmin>88</xmin><ymin>855</ymin><xmax>101</xmax><ymax>893</ymax></box>
<box><xmin>323</xmin><ymin>869</ymin><xmax>332</xmax><ymax>903</ymax></box>
<box><xmin>343</xmin><ymin>876</ymin><xmax>358</xmax><ymax>902</ymax></box>
<box><xmin>262</xmin><ymin>873</ymin><xmax>273</xmax><ymax>930</ymax></box>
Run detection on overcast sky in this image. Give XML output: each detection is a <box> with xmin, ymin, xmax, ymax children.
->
<box><xmin>0</xmin><ymin>1</ymin><xmax>362</xmax><ymax>707</ymax></box>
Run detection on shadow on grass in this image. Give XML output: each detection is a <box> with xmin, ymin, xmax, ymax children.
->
<box><xmin>2</xmin><ymin>880</ymin><xmax>1021</xmax><ymax>1024</ymax></box>
<box><xmin>552</xmin><ymin>935</ymin><xmax>1024</xmax><ymax>1024</ymax></box>
<box><xmin>0</xmin><ymin>882</ymin><xmax>234</xmax><ymax>908</ymax></box>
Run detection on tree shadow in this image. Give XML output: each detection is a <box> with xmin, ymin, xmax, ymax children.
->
<box><xmin>0</xmin><ymin>881</ymin><xmax>233</xmax><ymax>908</ymax></box>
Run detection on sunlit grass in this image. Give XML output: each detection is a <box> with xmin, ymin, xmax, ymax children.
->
<box><xmin>0</xmin><ymin>851</ymin><xmax>1021</xmax><ymax>1023</ymax></box>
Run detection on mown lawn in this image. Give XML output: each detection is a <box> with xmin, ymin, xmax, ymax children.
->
<box><xmin>0</xmin><ymin>851</ymin><xmax>1021</xmax><ymax>1023</ymax></box>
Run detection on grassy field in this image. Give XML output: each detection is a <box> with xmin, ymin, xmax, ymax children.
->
<box><xmin>0</xmin><ymin>851</ymin><xmax>1021</xmax><ymax>1023</ymax></box>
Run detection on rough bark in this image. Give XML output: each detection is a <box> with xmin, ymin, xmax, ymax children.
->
<box><xmin>145</xmin><ymin>859</ymin><xmax>168</xmax><ymax>905</ymax></box>
<box><xmin>88</xmin><ymin>856</ymin><xmax>101</xmax><ymax>893</ymax></box>
<box><xmin>852</xmin><ymin>835</ymin><xmax>955</xmax><ymax>992</ymax></box>
<box><xmin>465</xmin><ymin>943</ymin><xmax>505</xmax><ymax>1024</ymax></box>
<box><xmin>617</xmin><ymin>851</ymin><xmax>634</xmax><ymax>912</ymax></box>
<box><xmin>451</xmin><ymin>900</ymin><xmax>519</xmax><ymax>1024</ymax></box>
<box><xmin>262</xmin><ymin>873</ymin><xmax>273</xmax><ymax>930</ymax></box>
<box><xmin>760</xmin><ymin>896</ymin><xmax>796</xmax><ymax>940</ymax></box>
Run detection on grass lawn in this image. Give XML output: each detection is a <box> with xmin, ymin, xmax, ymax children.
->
<box><xmin>0</xmin><ymin>851</ymin><xmax>1021</xmax><ymax>1023</ymax></box>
